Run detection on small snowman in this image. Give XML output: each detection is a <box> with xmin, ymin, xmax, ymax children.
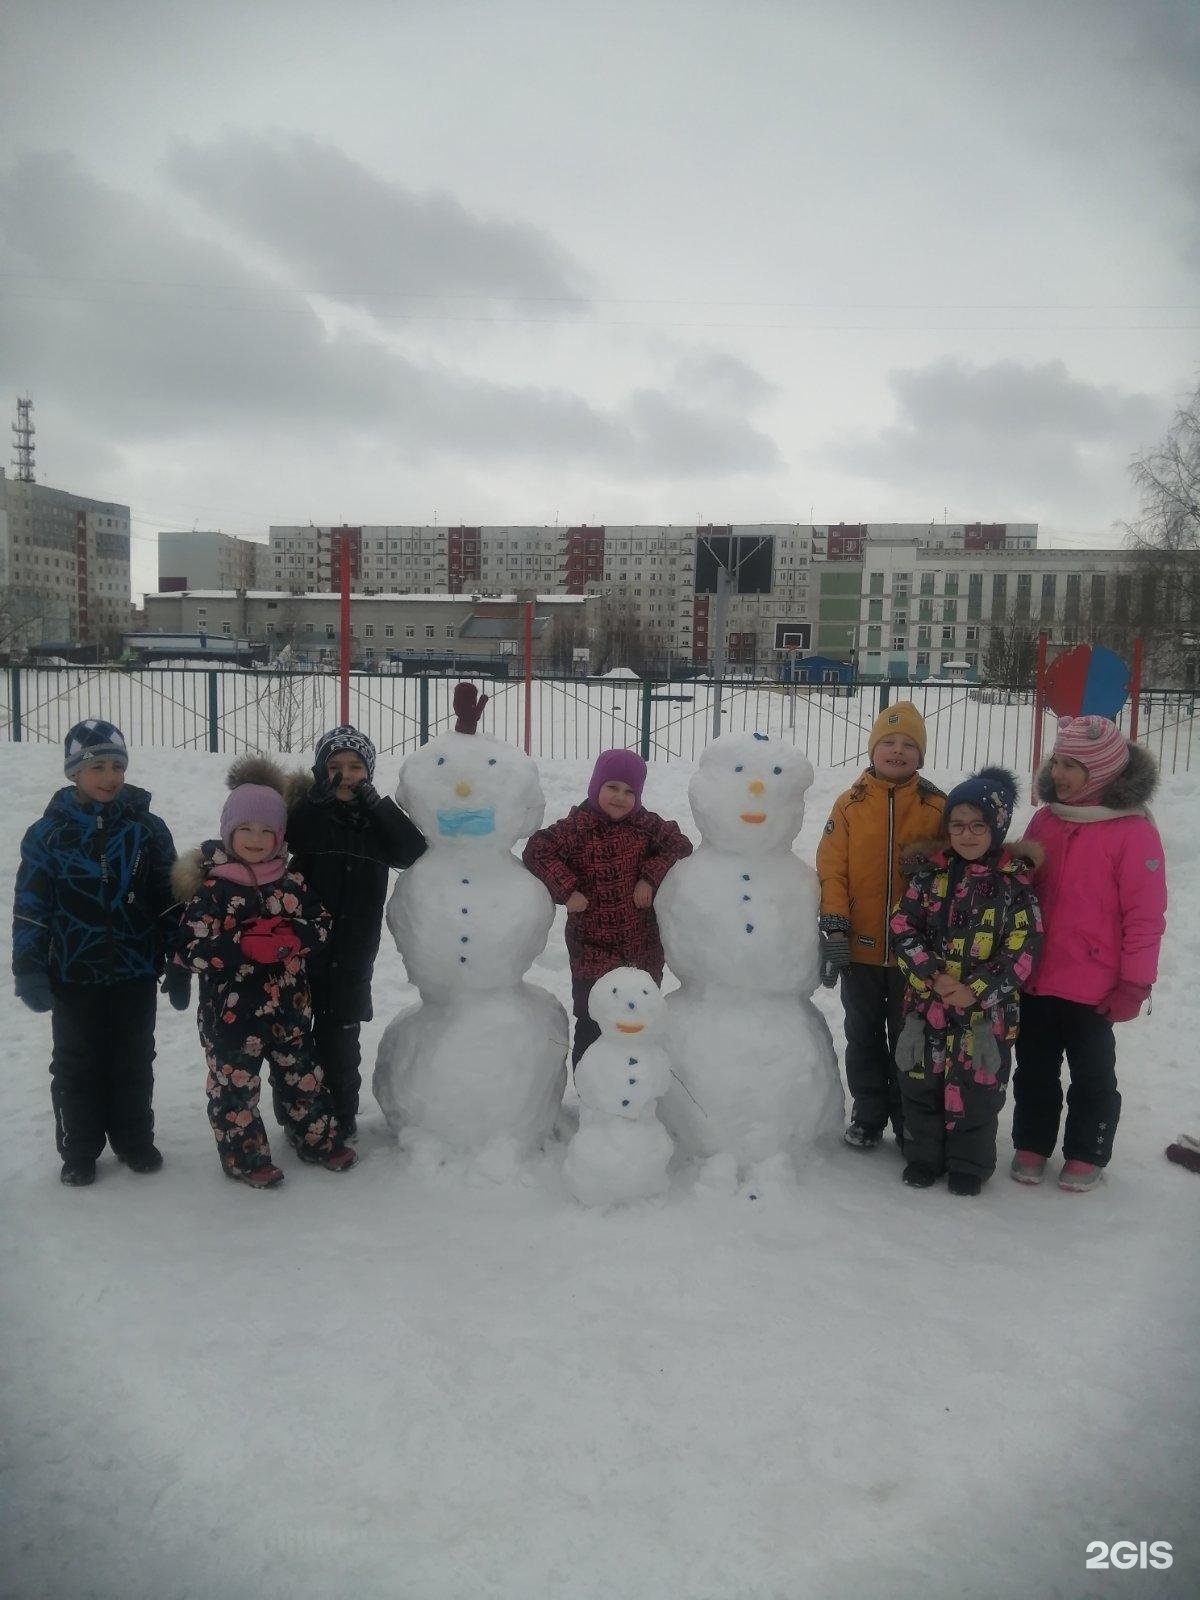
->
<box><xmin>373</xmin><ymin>685</ymin><xmax>569</xmax><ymax>1157</ymax></box>
<box><xmin>655</xmin><ymin>731</ymin><xmax>844</xmax><ymax>1177</ymax></box>
<box><xmin>562</xmin><ymin>968</ymin><xmax>673</xmax><ymax>1207</ymax></box>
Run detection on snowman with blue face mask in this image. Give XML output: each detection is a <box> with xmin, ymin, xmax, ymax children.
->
<box><xmin>373</xmin><ymin>686</ymin><xmax>568</xmax><ymax>1157</ymax></box>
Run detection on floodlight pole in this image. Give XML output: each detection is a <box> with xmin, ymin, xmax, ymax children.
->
<box><xmin>710</xmin><ymin>563</ymin><xmax>732</xmax><ymax>740</ymax></box>
<box><xmin>339</xmin><ymin>537</ymin><xmax>351</xmax><ymax>724</ymax></box>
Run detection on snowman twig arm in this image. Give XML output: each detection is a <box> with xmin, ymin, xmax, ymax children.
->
<box><xmin>636</xmin><ymin>816</ymin><xmax>693</xmax><ymax>890</ymax></box>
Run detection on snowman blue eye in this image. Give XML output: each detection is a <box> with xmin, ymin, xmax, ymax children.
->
<box><xmin>735</xmin><ymin>765</ymin><xmax>743</xmax><ymax>773</ymax></box>
<box><xmin>612</xmin><ymin>986</ymin><xmax>618</xmax><ymax>994</ymax></box>
<box><xmin>773</xmin><ymin>766</ymin><xmax>782</xmax><ymax>775</ymax></box>
<box><xmin>436</xmin><ymin>756</ymin><xmax>445</xmax><ymax>766</ymax></box>
<box><xmin>488</xmin><ymin>758</ymin><xmax>497</xmax><ymax>766</ymax></box>
<box><xmin>642</xmin><ymin>989</ymin><xmax>648</xmax><ymax>995</ymax></box>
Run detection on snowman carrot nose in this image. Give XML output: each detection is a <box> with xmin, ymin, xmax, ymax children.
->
<box><xmin>455</xmin><ymin>780</ymin><xmax>473</xmax><ymax>797</ymax></box>
<box><xmin>748</xmin><ymin>779</ymin><xmax>765</xmax><ymax>795</ymax></box>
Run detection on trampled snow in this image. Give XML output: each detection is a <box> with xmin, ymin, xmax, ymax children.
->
<box><xmin>2</xmin><ymin>742</ymin><xmax>1198</xmax><ymax>1599</ymax></box>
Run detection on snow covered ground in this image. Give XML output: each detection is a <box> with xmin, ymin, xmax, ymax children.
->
<box><xmin>3</xmin><ymin>743</ymin><xmax>1198</xmax><ymax>1600</ymax></box>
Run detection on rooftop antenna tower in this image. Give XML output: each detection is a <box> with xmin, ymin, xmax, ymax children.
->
<box><xmin>11</xmin><ymin>395</ymin><xmax>35</xmax><ymax>482</ymax></box>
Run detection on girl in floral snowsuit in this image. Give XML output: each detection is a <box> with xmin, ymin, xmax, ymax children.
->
<box><xmin>888</xmin><ymin>767</ymin><xmax>1043</xmax><ymax>1196</ymax></box>
<box><xmin>170</xmin><ymin>756</ymin><xmax>356</xmax><ymax>1188</ymax></box>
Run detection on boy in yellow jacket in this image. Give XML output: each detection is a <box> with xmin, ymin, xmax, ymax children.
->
<box><xmin>816</xmin><ymin>702</ymin><xmax>945</xmax><ymax>1150</ymax></box>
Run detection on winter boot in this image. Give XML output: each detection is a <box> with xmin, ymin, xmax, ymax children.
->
<box><xmin>117</xmin><ymin>1144</ymin><xmax>163</xmax><ymax>1174</ymax></box>
<box><xmin>948</xmin><ymin>1171</ymin><xmax>983</xmax><ymax>1197</ymax></box>
<box><xmin>902</xmin><ymin>1161</ymin><xmax>939</xmax><ymax>1188</ymax></box>
<box><xmin>1165</xmin><ymin>1139</ymin><xmax>1200</xmax><ymax>1175</ymax></box>
<box><xmin>294</xmin><ymin>1142</ymin><xmax>358</xmax><ymax>1173</ymax></box>
<box><xmin>843</xmin><ymin>1122</ymin><xmax>883</xmax><ymax>1151</ymax></box>
<box><xmin>60</xmin><ymin>1157</ymin><xmax>97</xmax><ymax>1187</ymax></box>
<box><xmin>1009</xmin><ymin>1150</ymin><xmax>1046</xmax><ymax>1185</ymax></box>
<box><xmin>225</xmin><ymin>1163</ymin><xmax>286</xmax><ymax>1190</ymax></box>
<box><xmin>1059</xmin><ymin>1159</ymin><xmax>1103</xmax><ymax>1193</ymax></box>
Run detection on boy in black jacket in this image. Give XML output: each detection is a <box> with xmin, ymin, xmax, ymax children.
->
<box><xmin>12</xmin><ymin>719</ymin><xmax>185</xmax><ymax>1186</ymax></box>
<box><xmin>284</xmin><ymin>725</ymin><xmax>425</xmax><ymax>1135</ymax></box>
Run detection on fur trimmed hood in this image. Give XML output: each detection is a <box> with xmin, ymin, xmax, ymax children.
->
<box><xmin>171</xmin><ymin>845</ymin><xmax>209</xmax><ymax>902</ymax></box>
<box><xmin>1033</xmin><ymin>740</ymin><xmax>1157</xmax><ymax>810</ymax></box>
<box><xmin>283</xmin><ymin>767</ymin><xmax>315</xmax><ymax>811</ymax></box>
<box><xmin>901</xmin><ymin>836</ymin><xmax>1044</xmax><ymax>876</ymax></box>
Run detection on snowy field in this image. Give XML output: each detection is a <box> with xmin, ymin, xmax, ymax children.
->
<box><xmin>3</xmin><ymin>741</ymin><xmax>1198</xmax><ymax>1600</ymax></box>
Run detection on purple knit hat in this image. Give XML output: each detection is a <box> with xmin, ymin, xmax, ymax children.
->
<box><xmin>220</xmin><ymin>784</ymin><xmax>287</xmax><ymax>853</ymax></box>
<box><xmin>1052</xmin><ymin>715</ymin><xmax>1131</xmax><ymax>803</ymax></box>
<box><xmin>588</xmin><ymin>748</ymin><xmax>648</xmax><ymax>812</ymax></box>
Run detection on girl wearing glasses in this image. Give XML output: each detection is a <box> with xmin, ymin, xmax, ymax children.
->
<box><xmin>888</xmin><ymin>767</ymin><xmax>1043</xmax><ymax>1195</ymax></box>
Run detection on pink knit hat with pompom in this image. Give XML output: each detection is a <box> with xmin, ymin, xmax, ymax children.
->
<box><xmin>1052</xmin><ymin>715</ymin><xmax>1131</xmax><ymax>803</ymax></box>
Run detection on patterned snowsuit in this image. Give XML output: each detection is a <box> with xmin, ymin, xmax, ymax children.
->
<box><xmin>171</xmin><ymin>842</ymin><xmax>341</xmax><ymax>1178</ymax></box>
<box><xmin>889</xmin><ymin>845</ymin><xmax>1043</xmax><ymax>1179</ymax></box>
<box><xmin>522</xmin><ymin>802</ymin><xmax>693</xmax><ymax>1064</ymax></box>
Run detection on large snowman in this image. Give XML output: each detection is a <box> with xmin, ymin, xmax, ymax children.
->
<box><xmin>655</xmin><ymin>730</ymin><xmax>843</xmax><ymax>1171</ymax></box>
<box><xmin>373</xmin><ymin>686</ymin><xmax>568</xmax><ymax>1155</ymax></box>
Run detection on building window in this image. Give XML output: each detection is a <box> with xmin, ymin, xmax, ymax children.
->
<box><xmin>385</xmin><ymin>625</ymin><xmax>395</xmax><ymax>638</ymax></box>
<box><xmin>364</xmin><ymin>624</ymin><xmax>374</xmax><ymax>637</ymax></box>
<box><xmin>866</xmin><ymin>625</ymin><xmax>882</xmax><ymax>648</ymax></box>
<box><xmin>920</xmin><ymin>572</ymin><xmax>935</xmax><ymax>596</ymax></box>
<box><xmin>1015</xmin><ymin>573</ymin><xmax>1032</xmax><ymax>618</ymax></box>
<box><xmin>943</xmin><ymin>572</ymin><xmax>959</xmax><ymax>595</ymax></box>
<box><xmin>425</xmin><ymin>624</ymin><xmax>435</xmax><ymax>638</ymax></box>
<box><xmin>869</xmin><ymin>571</ymin><xmax>884</xmax><ymax>594</ymax></box>
<box><xmin>1040</xmin><ymin>573</ymin><xmax>1056</xmax><ymax>620</ymax></box>
<box><xmin>326</xmin><ymin>625</ymin><xmax>335</xmax><ymax>638</ymax></box>
<box><xmin>445</xmin><ymin>626</ymin><xmax>455</xmax><ymax>638</ymax></box>
<box><xmin>867</xmin><ymin>598</ymin><xmax>883</xmax><ymax>622</ymax></box>
<box><xmin>405</xmin><ymin>625</ymin><xmax>415</xmax><ymax>638</ymax></box>
<box><xmin>967</xmin><ymin>573</ymin><xmax>983</xmax><ymax>619</ymax></box>
<box><xmin>991</xmin><ymin>574</ymin><xmax>1008</xmax><ymax>618</ymax></box>
<box><xmin>943</xmin><ymin>599</ymin><xmax>957</xmax><ymax>621</ymax></box>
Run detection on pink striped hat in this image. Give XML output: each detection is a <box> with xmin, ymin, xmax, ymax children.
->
<box><xmin>1052</xmin><ymin>716</ymin><xmax>1130</xmax><ymax>802</ymax></box>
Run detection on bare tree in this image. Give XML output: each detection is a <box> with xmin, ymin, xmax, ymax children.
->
<box><xmin>1123</xmin><ymin>385</ymin><xmax>1200</xmax><ymax>659</ymax></box>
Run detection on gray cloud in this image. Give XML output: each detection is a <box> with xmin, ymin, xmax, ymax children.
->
<box><xmin>167</xmin><ymin>129</ymin><xmax>591</xmax><ymax>316</ymax></box>
<box><xmin>0</xmin><ymin>151</ymin><xmax>779</xmax><ymax>479</ymax></box>
<box><xmin>828</xmin><ymin>358</ymin><xmax>1167</xmax><ymax>518</ymax></box>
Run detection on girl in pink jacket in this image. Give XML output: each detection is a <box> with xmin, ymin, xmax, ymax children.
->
<box><xmin>1011</xmin><ymin>717</ymin><xmax>1167</xmax><ymax>1192</ymax></box>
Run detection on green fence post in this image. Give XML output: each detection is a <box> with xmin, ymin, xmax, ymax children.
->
<box><xmin>878</xmin><ymin>681</ymin><xmax>892</xmax><ymax>712</ymax></box>
<box><xmin>419</xmin><ymin>676</ymin><xmax>430</xmax><ymax>746</ymax></box>
<box><xmin>640</xmin><ymin>678</ymin><xmax>652</xmax><ymax>759</ymax></box>
<box><xmin>207</xmin><ymin>671</ymin><xmax>219</xmax><ymax>753</ymax></box>
<box><xmin>10</xmin><ymin>666</ymin><xmax>21</xmax><ymax>742</ymax></box>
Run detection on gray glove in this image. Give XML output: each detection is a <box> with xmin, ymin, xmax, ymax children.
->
<box><xmin>818</xmin><ymin>916</ymin><xmax>851</xmax><ymax>988</ymax></box>
<box><xmin>971</xmin><ymin>1020</ymin><xmax>1002</xmax><ymax>1080</ymax></box>
<box><xmin>894</xmin><ymin>1011</ymin><xmax>926</xmax><ymax>1075</ymax></box>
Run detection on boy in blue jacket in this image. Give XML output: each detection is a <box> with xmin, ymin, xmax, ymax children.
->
<box><xmin>13</xmin><ymin>720</ymin><xmax>184</xmax><ymax>1186</ymax></box>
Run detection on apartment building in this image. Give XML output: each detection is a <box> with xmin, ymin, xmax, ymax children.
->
<box><xmin>0</xmin><ymin>468</ymin><xmax>132</xmax><ymax>648</ymax></box>
<box><xmin>158</xmin><ymin>530</ymin><xmax>263</xmax><ymax>593</ymax></box>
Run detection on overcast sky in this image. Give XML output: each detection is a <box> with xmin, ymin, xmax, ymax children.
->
<box><xmin>2</xmin><ymin>0</ymin><xmax>1197</xmax><ymax>598</ymax></box>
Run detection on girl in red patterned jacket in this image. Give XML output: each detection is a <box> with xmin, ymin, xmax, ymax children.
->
<box><xmin>522</xmin><ymin>750</ymin><xmax>693</xmax><ymax>1066</ymax></box>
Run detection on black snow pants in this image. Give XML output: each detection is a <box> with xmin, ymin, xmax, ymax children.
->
<box><xmin>840</xmin><ymin>962</ymin><xmax>907</xmax><ymax>1138</ymax></box>
<box><xmin>1013</xmin><ymin>993</ymin><xmax>1120</xmax><ymax>1167</ymax></box>
<box><xmin>312</xmin><ymin>1009</ymin><xmax>363</xmax><ymax>1122</ymax></box>
<box><xmin>50</xmin><ymin>978</ymin><xmax>158</xmax><ymax>1161</ymax></box>
<box><xmin>570</xmin><ymin>977</ymin><xmax>603</xmax><ymax>1070</ymax></box>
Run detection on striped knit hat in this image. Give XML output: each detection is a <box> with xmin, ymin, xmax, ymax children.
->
<box><xmin>313</xmin><ymin>724</ymin><xmax>376</xmax><ymax>781</ymax></box>
<box><xmin>64</xmin><ymin>719</ymin><xmax>128</xmax><ymax>777</ymax></box>
<box><xmin>1052</xmin><ymin>715</ymin><xmax>1131</xmax><ymax>803</ymax></box>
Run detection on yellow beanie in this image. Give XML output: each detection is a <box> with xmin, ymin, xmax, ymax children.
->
<box><xmin>868</xmin><ymin>701</ymin><xmax>927</xmax><ymax>762</ymax></box>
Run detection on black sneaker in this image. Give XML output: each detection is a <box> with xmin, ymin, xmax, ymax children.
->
<box><xmin>60</xmin><ymin>1157</ymin><xmax>97</xmax><ymax>1187</ymax></box>
<box><xmin>117</xmin><ymin>1145</ymin><xmax>163</xmax><ymax>1174</ymax></box>
<box><xmin>843</xmin><ymin>1122</ymin><xmax>883</xmax><ymax>1150</ymax></box>
<box><xmin>902</xmin><ymin>1161</ymin><xmax>939</xmax><ymax>1188</ymax></box>
<box><xmin>948</xmin><ymin>1171</ymin><xmax>983</xmax><ymax>1197</ymax></box>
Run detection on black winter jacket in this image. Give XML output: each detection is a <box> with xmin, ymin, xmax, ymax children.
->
<box><xmin>285</xmin><ymin>774</ymin><xmax>426</xmax><ymax>1020</ymax></box>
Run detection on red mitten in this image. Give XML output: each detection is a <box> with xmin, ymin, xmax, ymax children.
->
<box><xmin>452</xmin><ymin>682</ymin><xmax>489</xmax><ymax>734</ymax></box>
<box><xmin>240</xmin><ymin>916</ymin><xmax>302</xmax><ymax>965</ymax></box>
<box><xmin>1095</xmin><ymin>980</ymin><xmax>1150</xmax><ymax>1023</ymax></box>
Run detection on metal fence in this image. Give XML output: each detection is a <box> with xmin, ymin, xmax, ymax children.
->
<box><xmin>1</xmin><ymin>666</ymin><xmax>1195</xmax><ymax>773</ymax></box>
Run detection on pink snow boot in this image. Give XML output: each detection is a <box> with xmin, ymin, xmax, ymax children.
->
<box><xmin>1009</xmin><ymin>1150</ymin><xmax>1046</xmax><ymax>1185</ymax></box>
<box><xmin>1059</xmin><ymin>1159</ymin><xmax>1103</xmax><ymax>1193</ymax></box>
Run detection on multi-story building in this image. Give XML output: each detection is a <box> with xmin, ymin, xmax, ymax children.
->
<box><xmin>0</xmin><ymin>468</ymin><xmax>132</xmax><ymax>649</ymax></box>
<box><xmin>158</xmin><ymin>530</ymin><xmax>263</xmax><ymax>593</ymax></box>
<box><xmin>833</xmin><ymin>540</ymin><xmax>1198</xmax><ymax>681</ymax></box>
<box><xmin>141</xmin><ymin>590</ymin><xmax>594</xmax><ymax>668</ymax></box>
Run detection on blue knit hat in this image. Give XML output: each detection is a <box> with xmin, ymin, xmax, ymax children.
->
<box><xmin>64</xmin><ymin>719</ymin><xmax>128</xmax><ymax>778</ymax></box>
<box><xmin>943</xmin><ymin>766</ymin><xmax>1017</xmax><ymax>846</ymax></box>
